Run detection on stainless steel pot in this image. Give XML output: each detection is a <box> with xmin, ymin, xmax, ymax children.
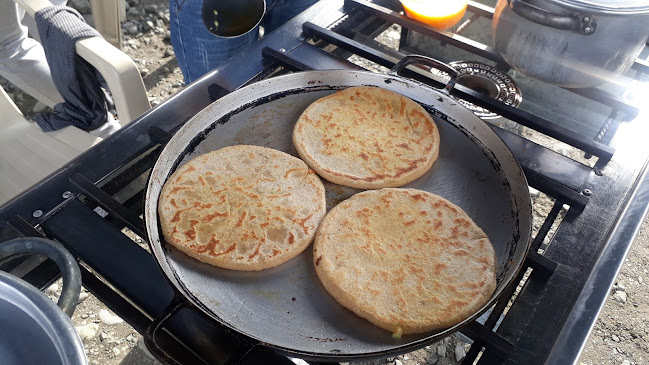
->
<box><xmin>492</xmin><ymin>0</ymin><xmax>649</xmax><ymax>88</ymax></box>
<box><xmin>0</xmin><ymin>238</ymin><xmax>86</xmax><ymax>365</ymax></box>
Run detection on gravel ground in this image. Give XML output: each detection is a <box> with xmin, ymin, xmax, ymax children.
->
<box><xmin>2</xmin><ymin>1</ymin><xmax>648</xmax><ymax>364</ymax></box>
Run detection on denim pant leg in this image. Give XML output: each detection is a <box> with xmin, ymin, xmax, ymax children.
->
<box><xmin>169</xmin><ymin>0</ymin><xmax>260</xmax><ymax>84</ymax></box>
<box><xmin>264</xmin><ymin>0</ymin><xmax>319</xmax><ymax>34</ymax></box>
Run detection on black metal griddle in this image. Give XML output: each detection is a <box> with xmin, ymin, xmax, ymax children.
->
<box><xmin>143</xmin><ymin>63</ymin><xmax>532</xmax><ymax>361</ymax></box>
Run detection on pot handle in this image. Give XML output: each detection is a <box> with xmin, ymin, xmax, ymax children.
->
<box><xmin>0</xmin><ymin>237</ymin><xmax>82</xmax><ymax>318</ymax></box>
<box><xmin>391</xmin><ymin>55</ymin><xmax>458</xmax><ymax>93</ymax></box>
<box><xmin>508</xmin><ymin>0</ymin><xmax>596</xmax><ymax>35</ymax></box>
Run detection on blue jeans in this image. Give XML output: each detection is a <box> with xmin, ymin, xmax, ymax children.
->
<box><xmin>169</xmin><ymin>0</ymin><xmax>319</xmax><ymax>84</ymax></box>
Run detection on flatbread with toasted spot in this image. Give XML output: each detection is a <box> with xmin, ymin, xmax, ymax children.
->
<box><xmin>293</xmin><ymin>86</ymin><xmax>440</xmax><ymax>189</ymax></box>
<box><xmin>313</xmin><ymin>188</ymin><xmax>496</xmax><ymax>334</ymax></box>
<box><xmin>158</xmin><ymin>145</ymin><xmax>326</xmax><ymax>271</ymax></box>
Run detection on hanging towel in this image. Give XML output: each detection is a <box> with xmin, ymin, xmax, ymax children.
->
<box><xmin>33</xmin><ymin>5</ymin><xmax>113</xmax><ymax>132</ymax></box>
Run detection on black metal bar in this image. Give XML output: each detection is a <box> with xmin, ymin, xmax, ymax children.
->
<box><xmin>461</xmin><ymin>321</ymin><xmax>514</xmax><ymax>361</ymax></box>
<box><xmin>458</xmin><ymin>86</ymin><xmax>616</xmax><ymax>160</ymax></box>
<box><xmin>462</xmin><ymin>343</ymin><xmax>482</xmax><ymax>365</ymax></box>
<box><xmin>79</xmin><ymin>266</ymin><xmax>150</xmax><ymax>333</ymax></box>
<box><xmin>398</xmin><ymin>26</ymin><xmax>410</xmax><ymax>55</ymax></box>
<box><xmin>525</xmin><ymin>251</ymin><xmax>558</xmax><ymax>280</ymax></box>
<box><xmin>530</xmin><ymin>200</ymin><xmax>565</xmax><ymax>252</ymax></box>
<box><xmin>69</xmin><ymin>174</ymin><xmax>146</xmax><ymax>239</ymax></box>
<box><xmin>123</xmin><ymin>189</ymin><xmax>146</xmax><ymax>216</ymax></box>
<box><xmin>464</xmin><ymin>263</ymin><xmax>532</xmax><ymax>364</ymax></box>
<box><xmin>207</xmin><ymin>83</ymin><xmax>232</xmax><ymax>102</ymax></box>
<box><xmin>148</xmin><ymin>125</ymin><xmax>173</xmax><ymax>145</ymax></box>
<box><xmin>522</xmin><ymin>168</ymin><xmax>589</xmax><ymax>212</ymax></box>
<box><xmin>565</xmin><ymin>87</ymin><xmax>639</xmax><ymax>119</ymax></box>
<box><xmin>304</xmin><ymin>22</ymin><xmax>401</xmax><ymax>67</ymax></box>
<box><xmin>8</xmin><ymin>215</ymin><xmax>43</xmax><ymax>238</ymax></box>
<box><xmin>344</xmin><ymin>11</ymin><xmax>394</xmax><ymax>40</ymax></box>
<box><xmin>489</xmin><ymin>126</ymin><xmax>592</xmax><ymax>193</ymax></box>
<box><xmin>265</xmin><ymin>43</ymin><xmax>363</xmax><ymax>72</ymax></box>
<box><xmin>467</xmin><ymin>1</ymin><xmax>495</xmax><ymax>18</ymax></box>
<box><xmin>262</xmin><ymin>47</ymin><xmax>314</xmax><ymax>71</ymax></box>
<box><xmin>100</xmin><ymin>146</ymin><xmax>162</xmax><ymax>196</ymax></box>
<box><xmin>631</xmin><ymin>57</ymin><xmax>649</xmax><ymax>74</ymax></box>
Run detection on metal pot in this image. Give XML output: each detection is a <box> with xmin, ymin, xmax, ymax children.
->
<box><xmin>0</xmin><ymin>238</ymin><xmax>85</xmax><ymax>365</ymax></box>
<box><xmin>202</xmin><ymin>0</ymin><xmax>265</xmax><ymax>37</ymax></box>
<box><xmin>492</xmin><ymin>0</ymin><xmax>649</xmax><ymax>88</ymax></box>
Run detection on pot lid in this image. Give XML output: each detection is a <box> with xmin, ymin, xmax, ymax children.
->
<box><xmin>547</xmin><ymin>0</ymin><xmax>649</xmax><ymax>14</ymax></box>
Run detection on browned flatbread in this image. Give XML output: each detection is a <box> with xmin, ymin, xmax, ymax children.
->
<box><xmin>158</xmin><ymin>145</ymin><xmax>326</xmax><ymax>271</ymax></box>
<box><xmin>313</xmin><ymin>188</ymin><xmax>497</xmax><ymax>334</ymax></box>
<box><xmin>293</xmin><ymin>86</ymin><xmax>440</xmax><ymax>189</ymax></box>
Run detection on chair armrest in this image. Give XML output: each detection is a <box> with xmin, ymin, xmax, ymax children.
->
<box><xmin>76</xmin><ymin>37</ymin><xmax>151</xmax><ymax>125</ymax></box>
<box><xmin>16</xmin><ymin>0</ymin><xmax>151</xmax><ymax>126</ymax></box>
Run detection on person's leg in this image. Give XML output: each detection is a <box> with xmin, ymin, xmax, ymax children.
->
<box><xmin>263</xmin><ymin>0</ymin><xmax>319</xmax><ymax>34</ymax></box>
<box><xmin>0</xmin><ymin>0</ymin><xmax>64</xmax><ymax>107</ymax></box>
<box><xmin>169</xmin><ymin>0</ymin><xmax>260</xmax><ymax>84</ymax></box>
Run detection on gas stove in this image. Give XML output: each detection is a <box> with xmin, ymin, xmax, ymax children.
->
<box><xmin>1</xmin><ymin>0</ymin><xmax>648</xmax><ymax>364</ymax></box>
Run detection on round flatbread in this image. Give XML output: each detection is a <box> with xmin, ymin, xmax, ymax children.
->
<box><xmin>293</xmin><ymin>86</ymin><xmax>440</xmax><ymax>189</ymax></box>
<box><xmin>158</xmin><ymin>145</ymin><xmax>326</xmax><ymax>271</ymax></box>
<box><xmin>313</xmin><ymin>188</ymin><xmax>497</xmax><ymax>334</ymax></box>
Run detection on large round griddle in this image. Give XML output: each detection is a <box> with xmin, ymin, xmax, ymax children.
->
<box><xmin>144</xmin><ymin>68</ymin><xmax>532</xmax><ymax>360</ymax></box>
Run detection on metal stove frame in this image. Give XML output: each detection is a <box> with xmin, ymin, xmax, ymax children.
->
<box><xmin>1</xmin><ymin>0</ymin><xmax>649</xmax><ymax>364</ymax></box>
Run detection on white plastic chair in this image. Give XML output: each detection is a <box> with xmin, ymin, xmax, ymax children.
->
<box><xmin>0</xmin><ymin>0</ymin><xmax>151</xmax><ymax>205</ymax></box>
<box><xmin>17</xmin><ymin>0</ymin><xmax>150</xmax><ymax>125</ymax></box>
<box><xmin>89</xmin><ymin>0</ymin><xmax>123</xmax><ymax>49</ymax></box>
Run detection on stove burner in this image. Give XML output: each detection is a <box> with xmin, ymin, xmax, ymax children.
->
<box><xmin>432</xmin><ymin>61</ymin><xmax>522</xmax><ymax>120</ymax></box>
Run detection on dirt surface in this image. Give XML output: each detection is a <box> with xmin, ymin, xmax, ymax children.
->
<box><xmin>2</xmin><ymin>0</ymin><xmax>648</xmax><ymax>364</ymax></box>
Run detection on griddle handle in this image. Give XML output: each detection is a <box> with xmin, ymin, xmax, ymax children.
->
<box><xmin>144</xmin><ymin>295</ymin><xmax>210</xmax><ymax>365</ymax></box>
<box><xmin>391</xmin><ymin>55</ymin><xmax>459</xmax><ymax>93</ymax></box>
<box><xmin>145</xmin><ymin>295</ymin><xmax>260</xmax><ymax>364</ymax></box>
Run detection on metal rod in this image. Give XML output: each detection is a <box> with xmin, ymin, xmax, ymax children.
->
<box><xmin>70</xmin><ymin>174</ymin><xmax>146</xmax><ymax>238</ymax></box>
<box><xmin>461</xmin><ymin>322</ymin><xmax>514</xmax><ymax>360</ymax></box>
<box><xmin>455</xmin><ymin>14</ymin><xmax>480</xmax><ymax>34</ymax></box>
<box><xmin>631</xmin><ymin>57</ymin><xmax>649</xmax><ymax>74</ymax></box>
<box><xmin>262</xmin><ymin>47</ymin><xmax>313</xmax><ymax>71</ymax></box>
<box><xmin>467</xmin><ymin>1</ymin><xmax>495</xmax><ymax>18</ymax></box>
<box><xmin>530</xmin><ymin>200</ymin><xmax>565</xmax><ymax>252</ymax></box>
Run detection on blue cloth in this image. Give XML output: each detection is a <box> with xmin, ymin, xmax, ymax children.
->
<box><xmin>33</xmin><ymin>6</ymin><xmax>112</xmax><ymax>132</ymax></box>
<box><xmin>169</xmin><ymin>0</ymin><xmax>319</xmax><ymax>84</ymax></box>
